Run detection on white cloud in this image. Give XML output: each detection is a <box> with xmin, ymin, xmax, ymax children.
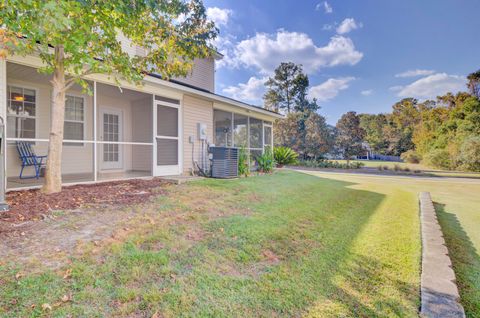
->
<box><xmin>336</xmin><ymin>18</ymin><xmax>363</xmax><ymax>34</ymax></box>
<box><xmin>222</xmin><ymin>76</ymin><xmax>267</xmax><ymax>104</ymax></box>
<box><xmin>396</xmin><ymin>73</ymin><xmax>466</xmax><ymax>98</ymax></box>
<box><xmin>213</xmin><ymin>33</ymin><xmax>237</xmax><ymax>68</ymax></box>
<box><xmin>226</xmin><ymin>30</ymin><xmax>363</xmax><ymax>74</ymax></box>
<box><xmin>389</xmin><ymin>85</ymin><xmax>403</xmax><ymax>92</ymax></box>
<box><xmin>395</xmin><ymin>69</ymin><xmax>436</xmax><ymax>78</ymax></box>
<box><xmin>316</xmin><ymin>1</ymin><xmax>333</xmax><ymax>13</ymax></box>
<box><xmin>361</xmin><ymin>89</ymin><xmax>373</xmax><ymax>96</ymax></box>
<box><xmin>206</xmin><ymin>7</ymin><xmax>232</xmax><ymax>27</ymax></box>
<box><xmin>309</xmin><ymin>77</ymin><xmax>355</xmax><ymax>102</ymax></box>
<box><xmin>322</xmin><ymin>24</ymin><xmax>335</xmax><ymax>31</ymax></box>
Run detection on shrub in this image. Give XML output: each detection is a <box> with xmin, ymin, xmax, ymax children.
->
<box><xmin>256</xmin><ymin>147</ymin><xmax>275</xmax><ymax>173</ymax></box>
<box><xmin>401</xmin><ymin>150</ymin><xmax>422</xmax><ymax>164</ymax></box>
<box><xmin>273</xmin><ymin>147</ymin><xmax>298</xmax><ymax>167</ymax></box>
<box><xmin>423</xmin><ymin>149</ymin><xmax>453</xmax><ymax>170</ymax></box>
<box><xmin>393</xmin><ymin>164</ymin><xmax>401</xmax><ymax>171</ymax></box>
<box><xmin>383</xmin><ymin>166</ymin><xmax>389</xmax><ymax>171</ymax></box>
<box><xmin>296</xmin><ymin>160</ymin><xmax>364</xmax><ymax>169</ymax></box>
<box><xmin>238</xmin><ymin>146</ymin><xmax>250</xmax><ymax>177</ymax></box>
<box><xmin>459</xmin><ymin>136</ymin><xmax>480</xmax><ymax>172</ymax></box>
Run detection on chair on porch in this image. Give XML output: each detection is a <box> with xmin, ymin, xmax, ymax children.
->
<box><xmin>15</xmin><ymin>141</ymin><xmax>47</xmax><ymax>179</ymax></box>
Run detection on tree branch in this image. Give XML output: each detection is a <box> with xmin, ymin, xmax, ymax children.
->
<box><xmin>63</xmin><ymin>68</ymin><xmax>95</xmax><ymax>92</ymax></box>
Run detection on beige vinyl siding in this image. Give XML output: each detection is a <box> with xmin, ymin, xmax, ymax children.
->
<box><xmin>6</xmin><ymin>78</ymin><xmax>94</xmax><ymax>178</ymax></box>
<box><xmin>174</xmin><ymin>58</ymin><xmax>215</xmax><ymax>92</ymax></box>
<box><xmin>117</xmin><ymin>34</ymin><xmax>215</xmax><ymax>92</ymax></box>
<box><xmin>182</xmin><ymin>95</ymin><xmax>213</xmax><ymax>174</ymax></box>
<box><xmin>117</xmin><ymin>33</ymin><xmax>138</xmax><ymax>57</ymax></box>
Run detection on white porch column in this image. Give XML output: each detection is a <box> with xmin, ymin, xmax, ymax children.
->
<box><xmin>0</xmin><ymin>59</ymin><xmax>8</xmax><ymax>200</ymax></box>
<box><xmin>93</xmin><ymin>81</ymin><xmax>97</xmax><ymax>181</ymax></box>
<box><xmin>152</xmin><ymin>94</ymin><xmax>156</xmax><ymax>176</ymax></box>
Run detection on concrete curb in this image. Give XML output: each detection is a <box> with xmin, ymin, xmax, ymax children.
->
<box><xmin>419</xmin><ymin>192</ymin><xmax>465</xmax><ymax>318</ymax></box>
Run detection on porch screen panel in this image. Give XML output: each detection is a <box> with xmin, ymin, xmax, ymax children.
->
<box><xmin>249</xmin><ymin>118</ymin><xmax>263</xmax><ymax>149</ymax></box>
<box><xmin>264</xmin><ymin>125</ymin><xmax>272</xmax><ymax>150</ymax></box>
<box><xmin>156</xmin><ymin>139</ymin><xmax>178</xmax><ymax>165</ymax></box>
<box><xmin>214</xmin><ymin>110</ymin><xmax>232</xmax><ymax>147</ymax></box>
<box><xmin>157</xmin><ymin>105</ymin><xmax>178</xmax><ymax>137</ymax></box>
<box><xmin>233</xmin><ymin>114</ymin><xmax>248</xmax><ymax>147</ymax></box>
<box><xmin>7</xmin><ymin>86</ymin><xmax>36</xmax><ymax>139</ymax></box>
<box><xmin>156</xmin><ymin>102</ymin><xmax>179</xmax><ymax>166</ymax></box>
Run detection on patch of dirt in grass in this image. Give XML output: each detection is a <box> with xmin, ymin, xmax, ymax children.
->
<box><xmin>0</xmin><ymin>180</ymin><xmax>257</xmax><ymax>273</ymax></box>
<box><xmin>1</xmin><ymin>178</ymin><xmax>170</xmax><ymax>225</ymax></box>
<box><xmin>0</xmin><ymin>179</ymin><xmax>172</xmax><ymax>271</ymax></box>
<box><xmin>261</xmin><ymin>249</ymin><xmax>280</xmax><ymax>264</ymax></box>
<box><xmin>0</xmin><ymin>205</ymin><xmax>144</xmax><ymax>270</ymax></box>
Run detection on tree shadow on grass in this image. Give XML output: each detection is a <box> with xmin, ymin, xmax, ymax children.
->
<box><xmin>435</xmin><ymin>202</ymin><xmax>480</xmax><ymax>318</ymax></box>
<box><xmin>304</xmin><ymin>253</ymin><xmax>419</xmax><ymax>317</ymax></box>
<box><xmin>204</xmin><ymin>171</ymin><xmax>420</xmax><ymax>317</ymax></box>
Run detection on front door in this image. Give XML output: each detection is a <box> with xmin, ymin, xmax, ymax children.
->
<box><xmin>101</xmin><ymin>109</ymin><xmax>123</xmax><ymax>170</ymax></box>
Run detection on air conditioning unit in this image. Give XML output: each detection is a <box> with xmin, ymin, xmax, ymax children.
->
<box><xmin>210</xmin><ymin>147</ymin><xmax>239</xmax><ymax>178</ymax></box>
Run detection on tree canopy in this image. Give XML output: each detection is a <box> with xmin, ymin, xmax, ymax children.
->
<box><xmin>0</xmin><ymin>0</ymin><xmax>218</xmax><ymax>89</ymax></box>
<box><xmin>264</xmin><ymin>62</ymin><xmax>313</xmax><ymax>113</ymax></box>
<box><xmin>335</xmin><ymin>111</ymin><xmax>365</xmax><ymax>163</ymax></box>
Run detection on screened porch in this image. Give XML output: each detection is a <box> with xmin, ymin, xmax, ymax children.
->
<box><xmin>213</xmin><ymin>109</ymin><xmax>273</xmax><ymax>166</ymax></box>
<box><xmin>4</xmin><ymin>62</ymin><xmax>181</xmax><ymax>190</ymax></box>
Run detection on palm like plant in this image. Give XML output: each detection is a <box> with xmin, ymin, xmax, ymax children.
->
<box><xmin>273</xmin><ymin>147</ymin><xmax>298</xmax><ymax>167</ymax></box>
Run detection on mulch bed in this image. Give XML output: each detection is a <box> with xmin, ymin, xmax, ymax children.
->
<box><xmin>0</xmin><ymin>178</ymin><xmax>171</xmax><ymax>224</ymax></box>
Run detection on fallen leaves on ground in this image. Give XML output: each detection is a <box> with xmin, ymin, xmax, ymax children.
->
<box><xmin>1</xmin><ymin>178</ymin><xmax>170</xmax><ymax>225</ymax></box>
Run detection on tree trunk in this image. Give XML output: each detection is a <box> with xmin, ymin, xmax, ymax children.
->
<box><xmin>42</xmin><ymin>45</ymin><xmax>66</xmax><ymax>194</ymax></box>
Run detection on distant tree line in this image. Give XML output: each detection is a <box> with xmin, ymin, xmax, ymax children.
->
<box><xmin>267</xmin><ymin>62</ymin><xmax>480</xmax><ymax>171</ymax></box>
<box><xmin>358</xmin><ymin>70</ymin><xmax>480</xmax><ymax>171</ymax></box>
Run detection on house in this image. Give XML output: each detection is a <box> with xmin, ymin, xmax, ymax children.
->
<box><xmin>0</xmin><ymin>42</ymin><xmax>282</xmax><ymax>190</ymax></box>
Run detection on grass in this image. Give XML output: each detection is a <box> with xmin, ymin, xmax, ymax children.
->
<box><xmin>0</xmin><ymin>171</ymin><xmax>421</xmax><ymax>317</ymax></box>
<box><xmin>299</xmin><ymin>170</ymin><xmax>480</xmax><ymax>317</ymax></box>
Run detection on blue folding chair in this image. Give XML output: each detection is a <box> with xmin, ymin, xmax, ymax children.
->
<box><xmin>16</xmin><ymin>141</ymin><xmax>47</xmax><ymax>179</ymax></box>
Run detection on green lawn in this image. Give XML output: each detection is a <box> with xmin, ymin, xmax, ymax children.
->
<box><xmin>0</xmin><ymin>171</ymin><xmax>421</xmax><ymax>317</ymax></box>
<box><xmin>300</xmin><ymin>170</ymin><xmax>480</xmax><ymax>317</ymax></box>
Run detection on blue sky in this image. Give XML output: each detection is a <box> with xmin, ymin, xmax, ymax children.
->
<box><xmin>203</xmin><ymin>0</ymin><xmax>480</xmax><ymax>124</ymax></box>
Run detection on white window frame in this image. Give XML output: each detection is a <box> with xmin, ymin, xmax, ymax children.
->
<box><xmin>6</xmin><ymin>84</ymin><xmax>38</xmax><ymax>142</ymax></box>
<box><xmin>64</xmin><ymin>93</ymin><xmax>86</xmax><ymax>147</ymax></box>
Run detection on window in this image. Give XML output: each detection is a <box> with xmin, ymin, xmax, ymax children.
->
<box><xmin>7</xmin><ymin>86</ymin><xmax>36</xmax><ymax>139</ymax></box>
<box><xmin>214</xmin><ymin>110</ymin><xmax>232</xmax><ymax>147</ymax></box>
<box><xmin>64</xmin><ymin>95</ymin><xmax>85</xmax><ymax>146</ymax></box>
